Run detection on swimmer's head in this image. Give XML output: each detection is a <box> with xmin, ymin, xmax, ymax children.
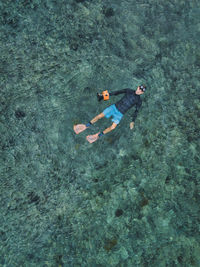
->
<box><xmin>136</xmin><ymin>85</ymin><xmax>146</xmax><ymax>95</ymax></box>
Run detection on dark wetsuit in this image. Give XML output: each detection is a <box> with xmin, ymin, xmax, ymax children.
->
<box><xmin>109</xmin><ymin>88</ymin><xmax>142</xmax><ymax>122</ymax></box>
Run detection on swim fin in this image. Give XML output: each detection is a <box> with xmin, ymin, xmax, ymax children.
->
<box><xmin>86</xmin><ymin>132</ymin><xmax>100</xmax><ymax>143</ymax></box>
<box><xmin>73</xmin><ymin>124</ymin><xmax>87</xmax><ymax>134</ymax></box>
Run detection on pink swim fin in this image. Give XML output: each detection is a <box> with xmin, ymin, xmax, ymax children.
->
<box><xmin>86</xmin><ymin>132</ymin><xmax>100</xmax><ymax>143</ymax></box>
<box><xmin>73</xmin><ymin>124</ymin><xmax>87</xmax><ymax>134</ymax></box>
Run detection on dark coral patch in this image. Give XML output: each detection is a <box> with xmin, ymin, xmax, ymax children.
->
<box><xmin>115</xmin><ymin>209</ymin><xmax>123</xmax><ymax>217</ymax></box>
<box><xmin>104</xmin><ymin>239</ymin><xmax>117</xmax><ymax>252</ymax></box>
<box><xmin>103</xmin><ymin>7</ymin><xmax>115</xmax><ymax>18</ymax></box>
<box><xmin>15</xmin><ymin>109</ymin><xmax>26</xmax><ymax>119</ymax></box>
<box><xmin>27</xmin><ymin>192</ymin><xmax>40</xmax><ymax>205</ymax></box>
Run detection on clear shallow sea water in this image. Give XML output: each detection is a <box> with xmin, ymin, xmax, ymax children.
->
<box><xmin>0</xmin><ymin>0</ymin><xmax>200</xmax><ymax>266</ymax></box>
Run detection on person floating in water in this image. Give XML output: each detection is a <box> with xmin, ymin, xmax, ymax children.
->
<box><xmin>73</xmin><ymin>85</ymin><xmax>146</xmax><ymax>143</ymax></box>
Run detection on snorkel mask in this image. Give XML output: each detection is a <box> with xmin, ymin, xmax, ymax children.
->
<box><xmin>139</xmin><ymin>85</ymin><xmax>146</xmax><ymax>92</ymax></box>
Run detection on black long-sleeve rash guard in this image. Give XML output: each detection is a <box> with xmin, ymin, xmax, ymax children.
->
<box><xmin>109</xmin><ymin>88</ymin><xmax>142</xmax><ymax>122</ymax></box>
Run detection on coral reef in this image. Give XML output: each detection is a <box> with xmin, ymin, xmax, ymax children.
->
<box><xmin>0</xmin><ymin>0</ymin><xmax>199</xmax><ymax>266</ymax></box>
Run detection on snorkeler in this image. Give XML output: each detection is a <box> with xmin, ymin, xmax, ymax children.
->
<box><xmin>73</xmin><ymin>85</ymin><xmax>146</xmax><ymax>143</ymax></box>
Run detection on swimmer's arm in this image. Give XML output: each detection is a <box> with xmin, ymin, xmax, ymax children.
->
<box><xmin>109</xmin><ymin>88</ymin><xmax>130</xmax><ymax>96</ymax></box>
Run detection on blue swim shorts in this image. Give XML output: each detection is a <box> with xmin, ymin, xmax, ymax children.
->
<box><xmin>103</xmin><ymin>104</ymin><xmax>123</xmax><ymax>124</ymax></box>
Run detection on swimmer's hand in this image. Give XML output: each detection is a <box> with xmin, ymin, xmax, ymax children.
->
<box><xmin>97</xmin><ymin>93</ymin><xmax>103</xmax><ymax>101</ymax></box>
<box><xmin>130</xmin><ymin>122</ymin><xmax>134</xmax><ymax>130</ymax></box>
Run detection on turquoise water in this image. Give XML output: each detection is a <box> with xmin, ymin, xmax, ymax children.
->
<box><xmin>0</xmin><ymin>0</ymin><xmax>200</xmax><ymax>266</ymax></box>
